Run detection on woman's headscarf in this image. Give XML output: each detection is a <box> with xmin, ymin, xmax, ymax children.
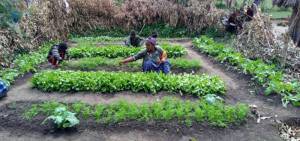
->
<box><xmin>146</xmin><ymin>37</ymin><xmax>156</xmax><ymax>46</ymax></box>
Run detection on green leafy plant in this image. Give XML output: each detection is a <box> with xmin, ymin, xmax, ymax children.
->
<box><xmin>62</xmin><ymin>57</ymin><xmax>201</xmax><ymax>72</ymax></box>
<box><xmin>0</xmin><ymin>41</ymin><xmax>55</xmax><ymax>86</ymax></box>
<box><xmin>32</xmin><ymin>70</ymin><xmax>225</xmax><ymax>97</ymax></box>
<box><xmin>71</xmin><ymin>36</ymin><xmax>124</xmax><ymax>43</ymax></box>
<box><xmin>68</xmin><ymin>44</ymin><xmax>187</xmax><ymax>59</ymax></box>
<box><xmin>42</xmin><ymin>107</ymin><xmax>80</xmax><ymax>129</ymax></box>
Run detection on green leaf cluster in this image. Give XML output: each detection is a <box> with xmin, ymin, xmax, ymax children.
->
<box><xmin>62</xmin><ymin>57</ymin><xmax>201</xmax><ymax>72</ymax></box>
<box><xmin>42</xmin><ymin>107</ymin><xmax>80</xmax><ymax>129</ymax></box>
<box><xmin>0</xmin><ymin>42</ymin><xmax>55</xmax><ymax>85</ymax></box>
<box><xmin>68</xmin><ymin>44</ymin><xmax>187</xmax><ymax>59</ymax></box>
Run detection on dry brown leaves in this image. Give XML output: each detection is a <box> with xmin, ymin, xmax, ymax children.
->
<box><xmin>234</xmin><ymin>9</ymin><xmax>300</xmax><ymax>80</ymax></box>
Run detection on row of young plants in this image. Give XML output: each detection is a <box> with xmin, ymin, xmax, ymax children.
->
<box><xmin>31</xmin><ymin>70</ymin><xmax>225</xmax><ymax>97</ymax></box>
<box><xmin>24</xmin><ymin>97</ymin><xmax>249</xmax><ymax>127</ymax></box>
<box><xmin>62</xmin><ymin>57</ymin><xmax>201</xmax><ymax>72</ymax></box>
<box><xmin>68</xmin><ymin>43</ymin><xmax>187</xmax><ymax>59</ymax></box>
<box><xmin>71</xmin><ymin>36</ymin><xmax>124</xmax><ymax>43</ymax></box>
<box><xmin>193</xmin><ymin>36</ymin><xmax>300</xmax><ymax>107</ymax></box>
<box><xmin>0</xmin><ymin>42</ymin><xmax>55</xmax><ymax>86</ymax></box>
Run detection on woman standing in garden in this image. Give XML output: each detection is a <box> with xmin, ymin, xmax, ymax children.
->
<box><xmin>120</xmin><ymin>37</ymin><xmax>171</xmax><ymax>74</ymax></box>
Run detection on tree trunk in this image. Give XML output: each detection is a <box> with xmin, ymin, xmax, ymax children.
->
<box><xmin>289</xmin><ymin>3</ymin><xmax>300</xmax><ymax>47</ymax></box>
<box><xmin>225</xmin><ymin>0</ymin><xmax>236</xmax><ymax>8</ymax></box>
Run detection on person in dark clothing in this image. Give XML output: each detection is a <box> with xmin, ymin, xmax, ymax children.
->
<box><xmin>223</xmin><ymin>11</ymin><xmax>240</xmax><ymax>33</ymax></box>
<box><xmin>151</xmin><ymin>31</ymin><xmax>158</xmax><ymax>39</ymax></box>
<box><xmin>47</xmin><ymin>42</ymin><xmax>68</xmax><ymax>67</ymax></box>
<box><xmin>125</xmin><ymin>30</ymin><xmax>144</xmax><ymax>47</ymax></box>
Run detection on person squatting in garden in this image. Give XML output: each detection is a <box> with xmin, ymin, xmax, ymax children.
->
<box><xmin>47</xmin><ymin>42</ymin><xmax>68</xmax><ymax>68</ymax></box>
<box><xmin>120</xmin><ymin>37</ymin><xmax>171</xmax><ymax>74</ymax></box>
<box><xmin>125</xmin><ymin>30</ymin><xmax>144</xmax><ymax>47</ymax></box>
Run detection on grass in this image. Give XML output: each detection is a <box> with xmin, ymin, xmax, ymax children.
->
<box><xmin>62</xmin><ymin>57</ymin><xmax>201</xmax><ymax>72</ymax></box>
<box><xmin>267</xmin><ymin>11</ymin><xmax>291</xmax><ymax>19</ymax></box>
<box><xmin>31</xmin><ymin>70</ymin><xmax>226</xmax><ymax>97</ymax></box>
<box><xmin>24</xmin><ymin>97</ymin><xmax>249</xmax><ymax>127</ymax></box>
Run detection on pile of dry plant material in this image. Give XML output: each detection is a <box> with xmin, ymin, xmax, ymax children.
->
<box><xmin>0</xmin><ymin>0</ymin><xmax>69</xmax><ymax>67</ymax></box>
<box><xmin>14</xmin><ymin>0</ymin><xmax>222</xmax><ymax>41</ymax></box>
<box><xmin>234</xmin><ymin>11</ymin><xmax>277</xmax><ymax>60</ymax></box>
<box><xmin>277</xmin><ymin>34</ymin><xmax>300</xmax><ymax>80</ymax></box>
<box><xmin>67</xmin><ymin>0</ymin><xmax>222</xmax><ymax>34</ymax></box>
<box><xmin>67</xmin><ymin>0</ymin><xmax>118</xmax><ymax>33</ymax></box>
<box><xmin>234</xmin><ymin>10</ymin><xmax>300</xmax><ymax>80</ymax></box>
<box><xmin>20</xmin><ymin>0</ymin><xmax>69</xmax><ymax>44</ymax></box>
<box><xmin>0</xmin><ymin>30</ymin><xmax>32</xmax><ymax>67</ymax></box>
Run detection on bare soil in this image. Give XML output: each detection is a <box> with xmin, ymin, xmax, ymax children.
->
<box><xmin>0</xmin><ymin>39</ymin><xmax>299</xmax><ymax>141</ymax></box>
<box><xmin>0</xmin><ymin>101</ymin><xmax>283</xmax><ymax>141</ymax></box>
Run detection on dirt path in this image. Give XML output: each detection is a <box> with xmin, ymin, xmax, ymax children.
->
<box><xmin>1</xmin><ymin>39</ymin><xmax>299</xmax><ymax>141</ymax></box>
<box><xmin>1</xmin><ymin>75</ymin><xmax>189</xmax><ymax>107</ymax></box>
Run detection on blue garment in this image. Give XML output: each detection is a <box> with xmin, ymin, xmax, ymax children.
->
<box><xmin>0</xmin><ymin>80</ymin><xmax>8</xmax><ymax>97</ymax></box>
<box><xmin>142</xmin><ymin>60</ymin><xmax>171</xmax><ymax>74</ymax></box>
<box><xmin>254</xmin><ymin>0</ymin><xmax>260</xmax><ymax>5</ymax></box>
<box><xmin>10</xmin><ymin>10</ymin><xmax>21</xmax><ymax>23</ymax></box>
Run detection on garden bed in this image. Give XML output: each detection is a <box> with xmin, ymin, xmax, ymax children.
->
<box><xmin>31</xmin><ymin>70</ymin><xmax>225</xmax><ymax>97</ymax></box>
<box><xmin>61</xmin><ymin>57</ymin><xmax>202</xmax><ymax>74</ymax></box>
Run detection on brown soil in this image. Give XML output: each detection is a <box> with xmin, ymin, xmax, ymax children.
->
<box><xmin>0</xmin><ymin>101</ymin><xmax>283</xmax><ymax>141</ymax></box>
<box><xmin>0</xmin><ymin>39</ymin><xmax>299</xmax><ymax>141</ymax></box>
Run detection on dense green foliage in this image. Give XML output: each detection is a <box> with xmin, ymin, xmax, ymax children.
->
<box><xmin>0</xmin><ymin>42</ymin><xmax>55</xmax><ymax>85</ymax></box>
<box><xmin>32</xmin><ymin>70</ymin><xmax>225</xmax><ymax>96</ymax></box>
<box><xmin>68</xmin><ymin>44</ymin><xmax>187</xmax><ymax>59</ymax></box>
<box><xmin>193</xmin><ymin>36</ymin><xmax>300</xmax><ymax>107</ymax></box>
<box><xmin>24</xmin><ymin>98</ymin><xmax>248</xmax><ymax>127</ymax></box>
<box><xmin>62</xmin><ymin>57</ymin><xmax>201</xmax><ymax>72</ymax></box>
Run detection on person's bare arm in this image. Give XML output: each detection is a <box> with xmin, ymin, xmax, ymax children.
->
<box><xmin>120</xmin><ymin>57</ymin><xmax>135</xmax><ymax>64</ymax></box>
<box><xmin>120</xmin><ymin>49</ymin><xmax>146</xmax><ymax>64</ymax></box>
